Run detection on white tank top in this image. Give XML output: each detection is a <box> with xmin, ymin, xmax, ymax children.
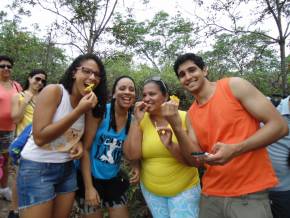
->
<box><xmin>21</xmin><ymin>85</ymin><xmax>85</xmax><ymax>163</ymax></box>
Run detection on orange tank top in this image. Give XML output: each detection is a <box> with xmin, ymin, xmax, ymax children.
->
<box><xmin>188</xmin><ymin>78</ymin><xmax>277</xmax><ymax>196</ymax></box>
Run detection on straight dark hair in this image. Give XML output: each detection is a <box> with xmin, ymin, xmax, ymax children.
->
<box><xmin>0</xmin><ymin>55</ymin><xmax>14</xmax><ymax>66</ymax></box>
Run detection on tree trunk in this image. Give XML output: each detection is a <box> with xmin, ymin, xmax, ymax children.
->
<box><xmin>279</xmin><ymin>38</ymin><xmax>288</xmax><ymax>96</ymax></box>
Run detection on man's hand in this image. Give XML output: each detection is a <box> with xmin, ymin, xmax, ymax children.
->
<box><xmin>205</xmin><ymin>142</ymin><xmax>239</xmax><ymax>165</ymax></box>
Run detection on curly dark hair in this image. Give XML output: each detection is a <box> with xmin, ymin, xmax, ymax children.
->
<box><xmin>108</xmin><ymin>76</ymin><xmax>136</xmax><ymax>135</ymax></box>
<box><xmin>59</xmin><ymin>53</ymin><xmax>107</xmax><ymax>118</ymax></box>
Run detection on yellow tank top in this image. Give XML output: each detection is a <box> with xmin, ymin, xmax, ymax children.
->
<box><xmin>16</xmin><ymin>92</ymin><xmax>34</xmax><ymax>136</ymax></box>
<box><xmin>140</xmin><ymin>110</ymin><xmax>199</xmax><ymax>196</ymax></box>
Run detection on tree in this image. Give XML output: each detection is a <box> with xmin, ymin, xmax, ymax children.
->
<box><xmin>0</xmin><ymin>19</ymin><xmax>68</xmax><ymax>84</ymax></box>
<box><xmin>193</xmin><ymin>0</ymin><xmax>289</xmax><ymax>95</ymax></box>
<box><xmin>201</xmin><ymin>32</ymin><xmax>281</xmax><ymax>94</ymax></box>
<box><xmin>12</xmin><ymin>0</ymin><xmax>118</xmax><ymax>54</ymax></box>
<box><xmin>111</xmin><ymin>11</ymin><xmax>198</xmax><ymax>73</ymax></box>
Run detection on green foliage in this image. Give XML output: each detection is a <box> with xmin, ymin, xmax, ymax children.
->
<box><xmin>12</xmin><ymin>0</ymin><xmax>118</xmax><ymax>54</ymax></box>
<box><xmin>197</xmin><ymin>0</ymin><xmax>289</xmax><ymax>95</ymax></box>
<box><xmin>112</xmin><ymin>11</ymin><xmax>198</xmax><ymax>72</ymax></box>
<box><xmin>201</xmin><ymin>32</ymin><xmax>281</xmax><ymax>95</ymax></box>
<box><xmin>0</xmin><ymin>20</ymin><xmax>68</xmax><ymax>85</ymax></box>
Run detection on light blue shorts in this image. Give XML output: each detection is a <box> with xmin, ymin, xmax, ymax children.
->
<box><xmin>140</xmin><ymin>183</ymin><xmax>201</xmax><ymax>218</ymax></box>
<box><xmin>17</xmin><ymin>158</ymin><xmax>77</xmax><ymax>209</ymax></box>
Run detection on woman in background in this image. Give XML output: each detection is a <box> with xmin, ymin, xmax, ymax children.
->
<box><xmin>0</xmin><ymin>55</ymin><xmax>22</xmax><ymax>202</ymax></box>
<box><xmin>9</xmin><ymin>69</ymin><xmax>47</xmax><ymax>218</ymax></box>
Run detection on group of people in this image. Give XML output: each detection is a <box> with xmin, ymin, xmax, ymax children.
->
<box><xmin>0</xmin><ymin>52</ymin><xmax>289</xmax><ymax>218</ymax></box>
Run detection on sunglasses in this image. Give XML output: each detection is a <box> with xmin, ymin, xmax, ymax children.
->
<box><xmin>145</xmin><ymin>76</ymin><xmax>168</xmax><ymax>92</ymax></box>
<box><xmin>0</xmin><ymin>64</ymin><xmax>12</xmax><ymax>69</ymax></box>
<box><xmin>34</xmin><ymin>77</ymin><xmax>46</xmax><ymax>84</ymax></box>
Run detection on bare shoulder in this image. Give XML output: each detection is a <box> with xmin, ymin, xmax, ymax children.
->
<box><xmin>35</xmin><ymin>84</ymin><xmax>63</xmax><ymax>111</ymax></box>
<box><xmin>38</xmin><ymin>84</ymin><xmax>62</xmax><ymax>100</ymax></box>
<box><xmin>228</xmin><ymin>77</ymin><xmax>258</xmax><ymax>100</ymax></box>
<box><xmin>228</xmin><ymin>77</ymin><xmax>253</xmax><ymax>91</ymax></box>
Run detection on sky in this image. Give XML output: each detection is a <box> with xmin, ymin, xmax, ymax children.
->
<box><xmin>2</xmin><ymin>0</ymin><xmax>289</xmax><ymax>57</ymax></box>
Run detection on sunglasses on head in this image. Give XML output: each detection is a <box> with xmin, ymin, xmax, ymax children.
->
<box><xmin>0</xmin><ymin>64</ymin><xmax>12</xmax><ymax>69</ymax></box>
<box><xmin>145</xmin><ymin>76</ymin><xmax>167</xmax><ymax>92</ymax></box>
<box><xmin>34</xmin><ymin>77</ymin><xmax>46</xmax><ymax>84</ymax></box>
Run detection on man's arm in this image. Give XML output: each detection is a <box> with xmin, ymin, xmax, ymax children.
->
<box><xmin>230</xmin><ymin>77</ymin><xmax>288</xmax><ymax>153</ymax></box>
<box><xmin>206</xmin><ymin>77</ymin><xmax>288</xmax><ymax>165</ymax></box>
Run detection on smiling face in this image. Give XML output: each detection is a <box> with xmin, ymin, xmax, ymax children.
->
<box><xmin>177</xmin><ymin>60</ymin><xmax>208</xmax><ymax>95</ymax></box>
<box><xmin>142</xmin><ymin>82</ymin><xmax>167</xmax><ymax>113</ymax></box>
<box><xmin>74</xmin><ymin>59</ymin><xmax>101</xmax><ymax>96</ymax></box>
<box><xmin>113</xmin><ymin>77</ymin><xmax>136</xmax><ymax>110</ymax></box>
<box><xmin>29</xmin><ymin>73</ymin><xmax>46</xmax><ymax>92</ymax></box>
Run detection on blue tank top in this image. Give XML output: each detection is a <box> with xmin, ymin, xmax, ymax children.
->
<box><xmin>90</xmin><ymin>103</ymin><xmax>129</xmax><ymax>179</ymax></box>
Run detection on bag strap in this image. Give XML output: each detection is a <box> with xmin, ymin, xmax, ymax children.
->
<box><xmin>12</xmin><ymin>81</ymin><xmax>21</xmax><ymax>93</ymax></box>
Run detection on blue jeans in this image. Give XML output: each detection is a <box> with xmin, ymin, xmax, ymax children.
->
<box><xmin>17</xmin><ymin>159</ymin><xmax>77</xmax><ymax>209</ymax></box>
<box><xmin>269</xmin><ymin>190</ymin><xmax>290</xmax><ymax>218</ymax></box>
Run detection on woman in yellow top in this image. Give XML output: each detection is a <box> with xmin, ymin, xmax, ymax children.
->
<box><xmin>10</xmin><ymin>69</ymin><xmax>47</xmax><ymax>218</ymax></box>
<box><xmin>12</xmin><ymin>69</ymin><xmax>47</xmax><ymax>135</ymax></box>
<box><xmin>124</xmin><ymin>77</ymin><xmax>200</xmax><ymax>218</ymax></box>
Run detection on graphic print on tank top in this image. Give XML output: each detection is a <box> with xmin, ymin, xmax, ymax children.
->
<box><xmin>94</xmin><ymin>134</ymin><xmax>124</xmax><ymax>165</ymax></box>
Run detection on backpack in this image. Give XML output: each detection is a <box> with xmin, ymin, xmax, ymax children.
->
<box><xmin>9</xmin><ymin>124</ymin><xmax>32</xmax><ymax>165</ymax></box>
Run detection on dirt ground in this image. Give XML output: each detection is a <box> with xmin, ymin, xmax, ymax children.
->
<box><xmin>0</xmin><ymin>198</ymin><xmax>10</xmax><ymax>218</ymax></box>
<box><xmin>0</xmin><ymin>164</ymin><xmax>15</xmax><ymax>218</ymax></box>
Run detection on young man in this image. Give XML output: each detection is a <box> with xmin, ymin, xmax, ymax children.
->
<box><xmin>267</xmin><ymin>95</ymin><xmax>290</xmax><ymax>218</ymax></box>
<box><xmin>162</xmin><ymin>53</ymin><xmax>288</xmax><ymax>218</ymax></box>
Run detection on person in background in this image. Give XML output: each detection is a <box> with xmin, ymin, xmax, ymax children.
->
<box><xmin>77</xmin><ymin>76</ymin><xmax>139</xmax><ymax>218</ymax></box>
<box><xmin>0</xmin><ymin>55</ymin><xmax>22</xmax><ymax>202</ymax></box>
<box><xmin>170</xmin><ymin>53</ymin><xmax>288</xmax><ymax>218</ymax></box>
<box><xmin>124</xmin><ymin>77</ymin><xmax>201</xmax><ymax>218</ymax></box>
<box><xmin>267</xmin><ymin>95</ymin><xmax>290</xmax><ymax>218</ymax></box>
<box><xmin>16</xmin><ymin>54</ymin><xmax>107</xmax><ymax>218</ymax></box>
<box><xmin>8</xmin><ymin>69</ymin><xmax>47</xmax><ymax>218</ymax></box>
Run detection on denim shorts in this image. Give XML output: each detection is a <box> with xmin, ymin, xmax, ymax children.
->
<box><xmin>17</xmin><ymin>158</ymin><xmax>77</xmax><ymax>209</ymax></box>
